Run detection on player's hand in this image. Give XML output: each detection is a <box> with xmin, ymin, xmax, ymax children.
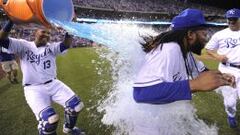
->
<box><xmin>217</xmin><ymin>55</ymin><xmax>228</xmax><ymax>63</ymax></box>
<box><xmin>0</xmin><ymin>20</ymin><xmax>14</xmax><ymax>40</ymax></box>
<box><xmin>222</xmin><ymin>73</ymin><xmax>236</xmax><ymax>88</ymax></box>
<box><xmin>189</xmin><ymin>70</ymin><xmax>234</xmax><ymax>92</ymax></box>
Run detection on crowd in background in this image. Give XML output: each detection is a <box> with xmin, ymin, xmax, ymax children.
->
<box><xmin>73</xmin><ymin>0</ymin><xmax>225</xmax><ymax>16</ymax></box>
<box><xmin>0</xmin><ymin>22</ymin><xmax>225</xmax><ymax>49</ymax></box>
<box><xmin>0</xmin><ymin>21</ymin><xmax>94</xmax><ymax>48</ymax></box>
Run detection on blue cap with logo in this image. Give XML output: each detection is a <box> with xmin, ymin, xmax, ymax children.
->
<box><xmin>226</xmin><ymin>8</ymin><xmax>240</xmax><ymax>18</ymax></box>
<box><xmin>171</xmin><ymin>8</ymin><xmax>208</xmax><ymax>30</ymax></box>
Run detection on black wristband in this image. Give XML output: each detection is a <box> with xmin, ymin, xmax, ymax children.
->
<box><xmin>3</xmin><ymin>20</ymin><xmax>14</xmax><ymax>32</ymax></box>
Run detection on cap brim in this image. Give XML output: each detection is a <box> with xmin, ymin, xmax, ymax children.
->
<box><xmin>204</xmin><ymin>22</ymin><xmax>227</xmax><ymax>27</ymax></box>
<box><xmin>226</xmin><ymin>15</ymin><xmax>240</xmax><ymax>18</ymax></box>
<box><xmin>193</xmin><ymin>23</ymin><xmax>227</xmax><ymax>28</ymax></box>
<box><xmin>186</xmin><ymin>23</ymin><xmax>215</xmax><ymax>29</ymax></box>
<box><xmin>201</xmin><ymin>23</ymin><xmax>214</xmax><ymax>27</ymax></box>
<box><xmin>172</xmin><ymin>22</ymin><xmax>227</xmax><ymax>30</ymax></box>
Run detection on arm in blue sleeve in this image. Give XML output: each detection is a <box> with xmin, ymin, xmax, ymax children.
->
<box><xmin>60</xmin><ymin>32</ymin><xmax>72</xmax><ymax>52</ymax></box>
<box><xmin>0</xmin><ymin>20</ymin><xmax>13</xmax><ymax>49</ymax></box>
<box><xmin>60</xmin><ymin>42</ymin><xmax>69</xmax><ymax>52</ymax></box>
<box><xmin>0</xmin><ymin>38</ymin><xmax>10</xmax><ymax>49</ymax></box>
<box><xmin>133</xmin><ymin>80</ymin><xmax>192</xmax><ymax>104</ymax></box>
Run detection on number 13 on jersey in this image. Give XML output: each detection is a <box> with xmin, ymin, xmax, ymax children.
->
<box><xmin>43</xmin><ymin>60</ymin><xmax>51</xmax><ymax>69</ymax></box>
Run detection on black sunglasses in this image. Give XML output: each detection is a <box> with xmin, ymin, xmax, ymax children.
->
<box><xmin>228</xmin><ymin>18</ymin><xmax>239</xmax><ymax>21</ymax></box>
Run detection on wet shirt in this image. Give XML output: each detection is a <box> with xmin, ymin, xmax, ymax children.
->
<box><xmin>134</xmin><ymin>42</ymin><xmax>206</xmax><ymax>87</ymax></box>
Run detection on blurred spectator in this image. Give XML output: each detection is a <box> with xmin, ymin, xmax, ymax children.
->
<box><xmin>0</xmin><ymin>47</ymin><xmax>19</xmax><ymax>84</ymax></box>
<box><xmin>73</xmin><ymin>0</ymin><xmax>225</xmax><ymax>16</ymax></box>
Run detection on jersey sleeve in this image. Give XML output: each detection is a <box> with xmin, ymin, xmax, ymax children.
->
<box><xmin>196</xmin><ymin>60</ymin><xmax>207</xmax><ymax>72</ymax></box>
<box><xmin>133</xmin><ymin>44</ymin><xmax>192</xmax><ymax>104</ymax></box>
<box><xmin>49</xmin><ymin>42</ymin><xmax>68</xmax><ymax>56</ymax></box>
<box><xmin>189</xmin><ymin>53</ymin><xmax>207</xmax><ymax>72</ymax></box>
<box><xmin>133</xmin><ymin>80</ymin><xmax>192</xmax><ymax>104</ymax></box>
<box><xmin>162</xmin><ymin>44</ymin><xmax>185</xmax><ymax>82</ymax></box>
<box><xmin>8</xmin><ymin>38</ymin><xmax>28</xmax><ymax>57</ymax></box>
<box><xmin>205</xmin><ymin>33</ymin><xmax>219</xmax><ymax>50</ymax></box>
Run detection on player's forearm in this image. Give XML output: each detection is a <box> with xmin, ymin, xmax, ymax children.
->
<box><xmin>62</xmin><ymin>32</ymin><xmax>73</xmax><ymax>48</ymax></box>
<box><xmin>0</xmin><ymin>30</ymin><xmax>7</xmax><ymax>40</ymax></box>
<box><xmin>189</xmin><ymin>79</ymin><xmax>199</xmax><ymax>92</ymax></box>
<box><xmin>0</xmin><ymin>20</ymin><xmax>13</xmax><ymax>48</ymax></box>
<box><xmin>189</xmin><ymin>70</ymin><xmax>234</xmax><ymax>92</ymax></box>
<box><xmin>206</xmin><ymin>49</ymin><xmax>224</xmax><ymax>62</ymax></box>
<box><xmin>206</xmin><ymin>49</ymin><xmax>217</xmax><ymax>58</ymax></box>
<box><xmin>0</xmin><ymin>20</ymin><xmax>14</xmax><ymax>40</ymax></box>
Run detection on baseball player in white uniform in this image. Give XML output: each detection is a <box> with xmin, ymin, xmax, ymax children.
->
<box><xmin>133</xmin><ymin>9</ymin><xmax>236</xmax><ymax>135</ymax></box>
<box><xmin>134</xmin><ymin>8</ymin><xmax>235</xmax><ymax>104</ymax></box>
<box><xmin>0</xmin><ymin>20</ymin><xmax>84</xmax><ymax>135</ymax></box>
<box><xmin>205</xmin><ymin>8</ymin><xmax>240</xmax><ymax>128</ymax></box>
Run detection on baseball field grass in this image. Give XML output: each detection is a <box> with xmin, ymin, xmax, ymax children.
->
<box><xmin>0</xmin><ymin>47</ymin><xmax>240</xmax><ymax>135</ymax></box>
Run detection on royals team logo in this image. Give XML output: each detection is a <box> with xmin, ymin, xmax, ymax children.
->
<box><xmin>224</xmin><ymin>38</ymin><xmax>240</xmax><ymax>48</ymax></box>
<box><xmin>173</xmin><ymin>72</ymin><xmax>182</xmax><ymax>81</ymax></box>
<box><xmin>228</xmin><ymin>9</ymin><xmax>235</xmax><ymax>15</ymax></box>
<box><xmin>26</xmin><ymin>48</ymin><xmax>52</xmax><ymax>65</ymax></box>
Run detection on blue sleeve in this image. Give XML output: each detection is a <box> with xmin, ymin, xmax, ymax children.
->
<box><xmin>0</xmin><ymin>38</ymin><xmax>10</xmax><ymax>49</ymax></box>
<box><xmin>133</xmin><ymin>80</ymin><xmax>192</xmax><ymax>104</ymax></box>
<box><xmin>60</xmin><ymin>42</ymin><xmax>69</xmax><ymax>52</ymax></box>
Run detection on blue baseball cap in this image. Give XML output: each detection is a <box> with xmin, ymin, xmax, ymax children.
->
<box><xmin>171</xmin><ymin>8</ymin><xmax>208</xmax><ymax>30</ymax></box>
<box><xmin>225</xmin><ymin>8</ymin><xmax>240</xmax><ymax>18</ymax></box>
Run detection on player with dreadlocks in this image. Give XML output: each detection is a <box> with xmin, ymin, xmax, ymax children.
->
<box><xmin>133</xmin><ymin>8</ymin><xmax>235</xmax><ymax>104</ymax></box>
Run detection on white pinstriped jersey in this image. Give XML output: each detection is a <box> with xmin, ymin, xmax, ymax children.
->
<box><xmin>7</xmin><ymin>38</ymin><xmax>66</xmax><ymax>85</ymax></box>
<box><xmin>205</xmin><ymin>28</ymin><xmax>240</xmax><ymax>64</ymax></box>
<box><xmin>134</xmin><ymin>42</ymin><xmax>206</xmax><ymax>87</ymax></box>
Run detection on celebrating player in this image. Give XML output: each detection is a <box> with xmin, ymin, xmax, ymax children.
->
<box><xmin>205</xmin><ymin>8</ymin><xmax>240</xmax><ymax>128</ymax></box>
<box><xmin>0</xmin><ymin>21</ymin><xmax>85</xmax><ymax>135</ymax></box>
<box><xmin>133</xmin><ymin>9</ymin><xmax>235</xmax><ymax>104</ymax></box>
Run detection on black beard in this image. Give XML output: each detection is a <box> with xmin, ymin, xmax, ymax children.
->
<box><xmin>190</xmin><ymin>40</ymin><xmax>205</xmax><ymax>55</ymax></box>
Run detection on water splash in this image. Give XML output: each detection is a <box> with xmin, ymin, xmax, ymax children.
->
<box><xmin>50</xmin><ymin>19</ymin><xmax>116</xmax><ymax>49</ymax></box>
<box><xmin>50</xmin><ymin>19</ymin><xmax>218</xmax><ymax>135</ymax></box>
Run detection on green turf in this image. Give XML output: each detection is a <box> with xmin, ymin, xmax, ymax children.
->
<box><xmin>0</xmin><ymin>48</ymin><xmax>240</xmax><ymax>135</ymax></box>
<box><xmin>193</xmin><ymin>53</ymin><xmax>240</xmax><ymax>135</ymax></box>
<box><xmin>0</xmin><ymin>48</ymin><xmax>113</xmax><ymax>135</ymax></box>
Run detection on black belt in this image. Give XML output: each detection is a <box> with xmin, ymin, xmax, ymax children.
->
<box><xmin>222</xmin><ymin>62</ymin><xmax>240</xmax><ymax>69</ymax></box>
<box><xmin>24</xmin><ymin>79</ymin><xmax>54</xmax><ymax>86</ymax></box>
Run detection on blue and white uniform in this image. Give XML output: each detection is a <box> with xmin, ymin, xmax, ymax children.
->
<box><xmin>7</xmin><ymin>38</ymin><xmax>63</xmax><ymax>86</ymax></box>
<box><xmin>4</xmin><ymin>37</ymin><xmax>84</xmax><ymax>134</ymax></box>
<box><xmin>205</xmin><ymin>28</ymin><xmax>240</xmax><ymax>117</ymax></box>
<box><xmin>133</xmin><ymin>42</ymin><xmax>206</xmax><ymax>104</ymax></box>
